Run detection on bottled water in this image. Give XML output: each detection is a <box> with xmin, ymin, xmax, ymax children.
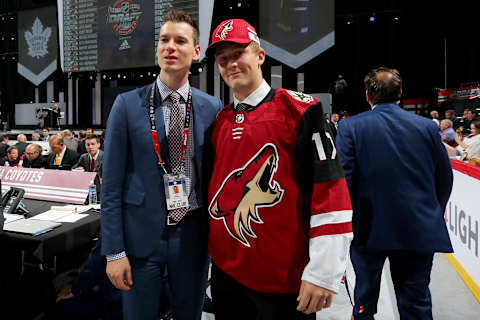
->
<box><xmin>88</xmin><ymin>180</ymin><xmax>97</xmax><ymax>205</ymax></box>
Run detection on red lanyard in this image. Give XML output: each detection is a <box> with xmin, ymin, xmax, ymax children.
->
<box><xmin>148</xmin><ymin>82</ymin><xmax>192</xmax><ymax>174</ymax></box>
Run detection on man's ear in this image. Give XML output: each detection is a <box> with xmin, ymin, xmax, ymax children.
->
<box><xmin>193</xmin><ymin>44</ymin><xmax>201</xmax><ymax>61</ymax></box>
<box><xmin>257</xmin><ymin>48</ymin><xmax>265</xmax><ymax>68</ymax></box>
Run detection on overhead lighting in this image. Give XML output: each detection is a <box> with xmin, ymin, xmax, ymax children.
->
<box><xmin>369</xmin><ymin>14</ymin><xmax>375</xmax><ymax>22</ymax></box>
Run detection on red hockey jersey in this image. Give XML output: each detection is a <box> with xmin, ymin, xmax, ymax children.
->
<box><xmin>208</xmin><ymin>88</ymin><xmax>352</xmax><ymax>293</ymax></box>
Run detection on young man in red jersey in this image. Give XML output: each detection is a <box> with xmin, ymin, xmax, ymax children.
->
<box><xmin>205</xmin><ymin>19</ymin><xmax>353</xmax><ymax>319</ymax></box>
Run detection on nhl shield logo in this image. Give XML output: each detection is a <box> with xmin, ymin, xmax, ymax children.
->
<box><xmin>235</xmin><ymin>113</ymin><xmax>245</xmax><ymax>124</ymax></box>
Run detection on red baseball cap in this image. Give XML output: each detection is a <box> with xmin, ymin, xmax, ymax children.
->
<box><xmin>205</xmin><ymin>19</ymin><xmax>260</xmax><ymax>57</ymax></box>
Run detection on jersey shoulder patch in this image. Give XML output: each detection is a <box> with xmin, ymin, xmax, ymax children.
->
<box><xmin>285</xmin><ymin>90</ymin><xmax>315</xmax><ymax>103</ymax></box>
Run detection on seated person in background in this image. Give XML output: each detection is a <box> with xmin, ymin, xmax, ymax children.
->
<box><xmin>72</xmin><ymin>134</ymin><xmax>103</xmax><ymax>178</ymax></box>
<box><xmin>430</xmin><ymin>110</ymin><xmax>440</xmax><ymax>126</ymax></box>
<box><xmin>23</xmin><ymin>144</ymin><xmax>48</xmax><ymax>168</ymax></box>
<box><xmin>440</xmin><ymin>119</ymin><xmax>456</xmax><ymax>146</ymax></box>
<box><xmin>42</xmin><ymin>127</ymin><xmax>51</xmax><ymax>141</ymax></box>
<box><xmin>55</xmin><ymin>237</ymin><xmax>122</xmax><ymax>320</ymax></box>
<box><xmin>31</xmin><ymin>132</ymin><xmax>41</xmax><ymax>141</ymax></box>
<box><xmin>62</xmin><ymin>129</ymin><xmax>79</xmax><ymax>152</ymax></box>
<box><xmin>86</xmin><ymin>128</ymin><xmax>93</xmax><ymax>136</ymax></box>
<box><xmin>0</xmin><ymin>146</ymin><xmax>23</xmax><ymax>167</ymax></box>
<box><xmin>48</xmin><ymin>134</ymin><xmax>79</xmax><ymax>169</ymax></box>
<box><xmin>455</xmin><ymin>120</ymin><xmax>480</xmax><ymax>151</ymax></box>
<box><xmin>444</xmin><ymin>109</ymin><xmax>461</xmax><ymax>130</ymax></box>
<box><xmin>444</xmin><ymin>120</ymin><xmax>480</xmax><ymax>159</ymax></box>
<box><xmin>14</xmin><ymin>134</ymin><xmax>29</xmax><ymax>156</ymax></box>
<box><xmin>77</xmin><ymin>130</ymin><xmax>87</xmax><ymax>155</ymax></box>
<box><xmin>0</xmin><ymin>134</ymin><xmax>9</xmax><ymax>158</ymax></box>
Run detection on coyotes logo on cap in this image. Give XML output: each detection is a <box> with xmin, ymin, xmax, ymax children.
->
<box><xmin>209</xmin><ymin>143</ymin><xmax>284</xmax><ymax>247</ymax></box>
<box><xmin>216</xmin><ymin>20</ymin><xmax>234</xmax><ymax>40</ymax></box>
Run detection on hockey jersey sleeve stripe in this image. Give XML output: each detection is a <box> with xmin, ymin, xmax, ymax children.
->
<box><xmin>310</xmin><ymin>210</ymin><xmax>352</xmax><ymax>228</ymax></box>
<box><xmin>311</xmin><ymin>178</ymin><xmax>352</xmax><ymax>215</ymax></box>
<box><xmin>309</xmin><ymin>221</ymin><xmax>353</xmax><ymax>238</ymax></box>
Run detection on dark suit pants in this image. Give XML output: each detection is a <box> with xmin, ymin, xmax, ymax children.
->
<box><xmin>350</xmin><ymin>247</ymin><xmax>434</xmax><ymax>320</ymax></box>
<box><xmin>211</xmin><ymin>263</ymin><xmax>315</xmax><ymax>320</ymax></box>
<box><xmin>122</xmin><ymin>215</ymin><xmax>209</xmax><ymax>320</ymax></box>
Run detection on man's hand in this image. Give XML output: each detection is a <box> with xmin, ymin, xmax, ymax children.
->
<box><xmin>296</xmin><ymin>280</ymin><xmax>334</xmax><ymax>314</ymax></box>
<box><xmin>106</xmin><ymin>257</ymin><xmax>133</xmax><ymax>290</ymax></box>
<box><xmin>56</xmin><ymin>283</ymin><xmax>73</xmax><ymax>303</ymax></box>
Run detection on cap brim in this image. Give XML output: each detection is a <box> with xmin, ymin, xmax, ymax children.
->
<box><xmin>205</xmin><ymin>38</ymin><xmax>253</xmax><ymax>57</ymax></box>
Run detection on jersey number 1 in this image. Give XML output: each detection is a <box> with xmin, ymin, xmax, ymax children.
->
<box><xmin>312</xmin><ymin>132</ymin><xmax>336</xmax><ymax>160</ymax></box>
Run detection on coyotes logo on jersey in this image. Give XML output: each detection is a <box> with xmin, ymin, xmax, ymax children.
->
<box><xmin>209</xmin><ymin>143</ymin><xmax>284</xmax><ymax>246</ymax></box>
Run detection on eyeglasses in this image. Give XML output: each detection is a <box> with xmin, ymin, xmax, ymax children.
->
<box><xmin>25</xmin><ymin>152</ymin><xmax>38</xmax><ymax>156</ymax></box>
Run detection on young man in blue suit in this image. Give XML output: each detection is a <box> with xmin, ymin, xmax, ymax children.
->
<box><xmin>336</xmin><ymin>67</ymin><xmax>453</xmax><ymax>320</ymax></box>
<box><xmin>101</xmin><ymin>10</ymin><xmax>222</xmax><ymax>320</ymax></box>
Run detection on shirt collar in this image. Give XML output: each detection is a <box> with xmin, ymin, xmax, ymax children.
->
<box><xmin>156</xmin><ymin>77</ymin><xmax>190</xmax><ymax>103</ymax></box>
<box><xmin>89</xmin><ymin>150</ymin><xmax>99</xmax><ymax>161</ymax></box>
<box><xmin>233</xmin><ymin>79</ymin><xmax>271</xmax><ymax>108</ymax></box>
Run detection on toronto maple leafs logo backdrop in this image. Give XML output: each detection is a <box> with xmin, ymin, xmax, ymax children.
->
<box><xmin>17</xmin><ymin>6</ymin><xmax>57</xmax><ymax>86</ymax></box>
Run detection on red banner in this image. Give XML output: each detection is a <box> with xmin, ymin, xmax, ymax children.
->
<box><xmin>438</xmin><ymin>85</ymin><xmax>480</xmax><ymax>105</ymax></box>
<box><xmin>0</xmin><ymin>167</ymin><xmax>96</xmax><ymax>204</ymax></box>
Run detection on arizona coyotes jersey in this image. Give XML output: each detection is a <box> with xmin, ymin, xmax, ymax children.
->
<box><xmin>208</xmin><ymin>88</ymin><xmax>353</xmax><ymax>293</ymax></box>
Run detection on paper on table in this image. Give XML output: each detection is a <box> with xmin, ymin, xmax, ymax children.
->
<box><xmin>57</xmin><ymin>213</ymin><xmax>89</xmax><ymax>223</ymax></box>
<box><xmin>50</xmin><ymin>205</ymin><xmax>92</xmax><ymax>214</ymax></box>
<box><xmin>4</xmin><ymin>213</ymin><xmax>25</xmax><ymax>224</ymax></box>
<box><xmin>31</xmin><ymin>210</ymin><xmax>71</xmax><ymax>221</ymax></box>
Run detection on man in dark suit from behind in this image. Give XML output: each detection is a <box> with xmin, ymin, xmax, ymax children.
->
<box><xmin>14</xmin><ymin>134</ymin><xmax>29</xmax><ymax>156</ymax></box>
<box><xmin>22</xmin><ymin>144</ymin><xmax>48</xmax><ymax>168</ymax></box>
<box><xmin>62</xmin><ymin>129</ymin><xmax>79</xmax><ymax>152</ymax></box>
<box><xmin>76</xmin><ymin>130</ymin><xmax>87</xmax><ymax>155</ymax></box>
<box><xmin>0</xmin><ymin>134</ymin><xmax>8</xmax><ymax>158</ymax></box>
<box><xmin>48</xmin><ymin>134</ymin><xmax>80</xmax><ymax>169</ymax></box>
<box><xmin>336</xmin><ymin>67</ymin><xmax>453</xmax><ymax>320</ymax></box>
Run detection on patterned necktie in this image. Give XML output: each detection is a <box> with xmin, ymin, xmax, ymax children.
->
<box><xmin>236</xmin><ymin>103</ymin><xmax>253</xmax><ymax>112</ymax></box>
<box><xmin>55</xmin><ymin>154</ymin><xmax>60</xmax><ymax>165</ymax></box>
<box><xmin>167</xmin><ymin>91</ymin><xmax>188</xmax><ymax>222</ymax></box>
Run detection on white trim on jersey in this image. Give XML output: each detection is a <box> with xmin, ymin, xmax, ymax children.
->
<box><xmin>311</xmin><ymin>210</ymin><xmax>352</xmax><ymax>228</ymax></box>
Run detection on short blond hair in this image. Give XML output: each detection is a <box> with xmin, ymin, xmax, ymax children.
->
<box><xmin>248</xmin><ymin>41</ymin><xmax>262</xmax><ymax>53</ymax></box>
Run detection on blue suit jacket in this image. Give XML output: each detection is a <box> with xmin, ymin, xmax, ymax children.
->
<box><xmin>101</xmin><ymin>84</ymin><xmax>222</xmax><ymax>257</ymax></box>
<box><xmin>336</xmin><ymin>103</ymin><xmax>453</xmax><ymax>252</ymax></box>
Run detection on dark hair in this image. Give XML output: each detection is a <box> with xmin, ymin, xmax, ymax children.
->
<box><xmin>7</xmin><ymin>146</ymin><xmax>18</xmax><ymax>154</ymax></box>
<box><xmin>85</xmin><ymin>134</ymin><xmax>101</xmax><ymax>144</ymax></box>
<box><xmin>472</xmin><ymin>119</ymin><xmax>480</xmax><ymax>131</ymax></box>
<box><xmin>445</xmin><ymin>109</ymin><xmax>455</xmax><ymax>116</ymax></box>
<box><xmin>163</xmin><ymin>10</ymin><xmax>199</xmax><ymax>45</ymax></box>
<box><xmin>0</xmin><ymin>134</ymin><xmax>8</xmax><ymax>142</ymax></box>
<box><xmin>364</xmin><ymin>67</ymin><xmax>402</xmax><ymax>105</ymax></box>
<box><xmin>78</xmin><ymin>130</ymin><xmax>87</xmax><ymax>139</ymax></box>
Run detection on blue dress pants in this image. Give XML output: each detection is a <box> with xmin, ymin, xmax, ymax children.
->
<box><xmin>350</xmin><ymin>246</ymin><xmax>434</xmax><ymax>320</ymax></box>
<box><xmin>122</xmin><ymin>214</ymin><xmax>209</xmax><ymax>320</ymax></box>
